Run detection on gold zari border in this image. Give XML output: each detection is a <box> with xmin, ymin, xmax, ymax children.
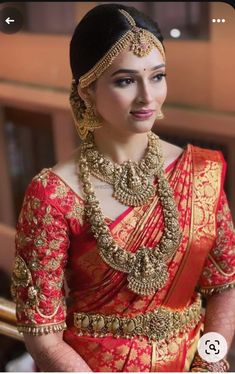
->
<box><xmin>17</xmin><ymin>321</ymin><xmax>67</xmax><ymax>336</ymax></box>
<box><xmin>74</xmin><ymin>294</ymin><xmax>201</xmax><ymax>342</ymax></box>
<box><xmin>198</xmin><ymin>281</ymin><xmax>235</xmax><ymax>297</ymax></box>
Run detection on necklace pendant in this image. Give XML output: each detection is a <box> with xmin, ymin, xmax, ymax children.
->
<box><xmin>113</xmin><ymin>165</ymin><xmax>155</xmax><ymax>206</ymax></box>
<box><xmin>127</xmin><ymin>247</ymin><xmax>169</xmax><ymax>295</ymax></box>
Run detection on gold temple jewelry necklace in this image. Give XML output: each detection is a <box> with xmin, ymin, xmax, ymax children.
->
<box><xmin>77</xmin><ymin>135</ymin><xmax>182</xmax><ymax>296</ymax></box>
<box><xmin>81</xmin><ymin>132</ymin><xmax>164</xmax><ymax>206</ymax></box>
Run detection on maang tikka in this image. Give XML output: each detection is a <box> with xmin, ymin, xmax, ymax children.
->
<box><xmin>69</xmin><ymin>79</ymin><xmax>102</xmax><ymax>141</ymax></box>
<box><xmin>78</xmin><ymin>9</ymin><xmax>165</xmax><ymax>88</ymax></box>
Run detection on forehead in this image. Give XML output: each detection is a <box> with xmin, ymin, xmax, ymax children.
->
<box><xmin>104</xmin><ymin>47</ymin><xmax>165</xmax><ymax>75</ymax></box>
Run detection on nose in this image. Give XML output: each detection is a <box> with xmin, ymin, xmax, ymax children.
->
<box><xmin>136</xmin><ymin>81</ymin><xmax>154</xmax><ymax>105</ymax></box>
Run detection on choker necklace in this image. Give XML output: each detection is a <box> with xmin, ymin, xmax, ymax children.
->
<box><xmin>78</xmin><ymin>136</ymin><xmax>182</xmax><ymax>296</ymax></box>
<box><xmin>82</xmin><ymin>132</ymin><xmax>163</xmax><ymax>206</ymax></box>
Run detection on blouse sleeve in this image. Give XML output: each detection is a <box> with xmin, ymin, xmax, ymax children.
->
<box><xmin>197</xmin><ymin>189</ymin><xmax>235</xmax><ymax>296</ymax></box>
<box><xmin>11</xmin><ymin>171</ymin><xmax>70</xmax><ymax>335</ymax></box>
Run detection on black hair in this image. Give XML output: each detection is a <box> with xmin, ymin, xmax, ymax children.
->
<box><xmin>70</xmin><ymin>3</ymin><xmax>165</xmax><ymax>83</ymax></box>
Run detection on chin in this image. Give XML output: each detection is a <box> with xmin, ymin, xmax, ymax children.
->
<box><xmin>130</xmin><ymin>122</ymin><xmax>155</xmax><ymax>134</ymax></box>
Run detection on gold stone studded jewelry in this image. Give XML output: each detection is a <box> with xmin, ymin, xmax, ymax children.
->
<box><xmin>69</xmin><ymin>79</ymin><xmax>102</xmax><ymax>140</ymax></box>
<box><xmin>74</xmin><ymin>293</ymin><xmax>202</xmax><ymax>342</ymax></box>
<box><xmin>79</xmin><ymin>9</ymin><xmax>165</xmax><ymax>88</ymax></box>
<box><xmin>82</xmin><ymin>131</ymin><xmax>164</xmax><ymax>206</ymax></box>
<box><xmin>77</xmin><ymin>136</ymin><xmax>182</xmax><ymax>296</ymax></box>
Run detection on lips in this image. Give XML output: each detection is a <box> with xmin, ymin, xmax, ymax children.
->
<box><xmin>131</xmin><ymin>110</ymin><xmax>154</xmax><ymax>114</ymax></box>
<box><xmin>130</xmin><ymin>109</ymin><xmax>155</xmax><ymax>119</ymax></box>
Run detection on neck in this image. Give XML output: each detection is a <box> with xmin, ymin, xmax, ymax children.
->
<box><xmin>93</xmin><ymin>129</ymin><xmax>150</xmax><ymax>164</ymax></box>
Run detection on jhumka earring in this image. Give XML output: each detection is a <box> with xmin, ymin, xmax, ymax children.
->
<box><xmin>156</xmin><ymin>110</ymin><xmax>164</xmax><ymax>120</ymax></box>
<box><xmin>69</xmin><ymin>79</ymin><xmax>102</xmax><ymax>141</ymax></box>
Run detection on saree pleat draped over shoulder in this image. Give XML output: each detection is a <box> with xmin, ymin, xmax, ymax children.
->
<box><xmin>11</xmin><ymin>144</ymin><xmax>235</xmax><ymax>372</ymax></box>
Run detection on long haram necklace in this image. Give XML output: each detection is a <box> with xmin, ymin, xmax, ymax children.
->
<box><xmin>82</xmin><ymin>132</ymin><xmax>164</xmax><ymax>206</ymax></box>
<box><xmin>78</xmin><ymin>138</ymin><xmax>182</xmax><ymax>296</ymax></box>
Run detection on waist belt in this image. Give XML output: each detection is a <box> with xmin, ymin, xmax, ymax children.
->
<box><xmin>74</xmin><ymin>294</ymin><xmax>202</xmax><ymax>342</ymax></box>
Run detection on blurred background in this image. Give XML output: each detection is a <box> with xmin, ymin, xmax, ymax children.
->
<box><xmin>0</xmin><ymin>1</ymin><xmax>234</xmax><ymax>371</ymax></box>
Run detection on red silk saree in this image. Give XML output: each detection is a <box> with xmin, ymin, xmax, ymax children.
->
<box><xmin>11</xmin><ymin>144</ymin><xmax>235</xmax><ymax>372</ymax></box>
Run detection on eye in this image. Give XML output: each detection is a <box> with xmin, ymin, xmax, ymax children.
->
<box><xmin>153</xmin><ymin>73</ymin><xmax>166</xmax><ymax>82</ymax></box>
<box><xmin>114</xmin><ymin>77</ymin><xmax>135</xmax><ymax>87</ymax></box>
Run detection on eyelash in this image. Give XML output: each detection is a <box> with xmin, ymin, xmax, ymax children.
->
<box><xmin>114</xmin><ymin>73</ymin><xmax>166</xmax><ymax>87</ymax></box>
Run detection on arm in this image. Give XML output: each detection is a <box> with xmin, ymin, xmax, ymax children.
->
<box><xmin>24</xmin><ymin>332</ymin><xmax>92</xmax><ymax>372</ymax></box>
<box><xmin>203</xmin><ymin>287</ymin><xmax>235</xmax><ymax>351</ymax></box>
<box><xmin>190</xmin><ymin>288</ymin><xmax>235</xmax><ymax>372</ymax></box>
<box><xmin>11</xmin><ymin>172</ymin><xmax>91</xmax><ymax>371</ymax></box>
<box><xmin>199</xmin><ymin>189</ymin><xmax>235</xmax><ymax>351</ymax></box>
<box><xmin>192</xmin><ymin>188</ymin><xmax>235</xmax><ymax>371</ymax></box>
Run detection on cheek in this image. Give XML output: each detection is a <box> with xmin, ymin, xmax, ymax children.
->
<box><xmin>163</xmin><ymin>82</ymin><xmax>168</xmax><ymax>98</ymax></box>
<box><xmin>96</xmin><ymin>90</ymin><xmax>130</xmax><ymax>117</ymax></box>
<box><xmin>157</xmin><ymin>83</ymin><xmax>167</xmax><ymax>102</ymax></box>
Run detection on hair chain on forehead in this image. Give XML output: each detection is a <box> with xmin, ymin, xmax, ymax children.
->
<box><xmin>119</xmin><ymin>9</ymin><xmax>136</xmax><ymax>27</ymax></box>
<box><xmin>78</xmin><ymin>8</ymin><xmax>165</xmax><ymax>88</ymax></box>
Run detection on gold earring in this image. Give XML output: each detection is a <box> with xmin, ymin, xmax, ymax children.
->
<box><xmin>156</xmin><ymin>110</ymin><xmax>164</xmax><ymax>120</ymax></box>
<box><xmin>82</xmin><ymin>100</ymin><xmax>103</xmax><ymax>133</ymax></box>
<box><xmin>69</xmin><ymin>79</ymin><xmax>102</xmax><ymax>141</ymax></box>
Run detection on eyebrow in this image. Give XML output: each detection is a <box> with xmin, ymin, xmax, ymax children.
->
<box><xmin>111</xmin><ymin>64</ymin><xmax>166</xmax><ymax>77</ymax></box>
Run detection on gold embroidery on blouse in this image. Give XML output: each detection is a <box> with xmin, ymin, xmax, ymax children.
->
<box><xmin>42</xmin><ymin>205</ymin><xmax>54</xmax><ymax>225</ymax></box>
<box><xmin>15</xmin><ymin>231</ymin><xmax>30</xmax><ymax>247</ymax></box>
<box><xmin>32</xmin><ymin>168</ymin><xmax>85</xmax><ymax>226</ymax></box>
<box><xmin>31</xmin><ymin>197</ymin><xmax>41</xmax><ymax>210</ymax></box>
<box><xmin>50</xmin><ymin>184</ymin><xmax>68</xmax><ymax>199</ymax></box>
<box><xmin>65</xmin><ymin>200</ymin><xmax>84</xmax><ymax>225</ymax></box>
<box><xmin>12</xmin><ymin>251</ymin><xmax>66</xmax><ymax>319</ymax></box>
<box><xmin>208</xmin><ymin>198</ymin><xmax>235</xmax><ymax>277</ymax></box>
<box><xmin>28</xmin><ymin>258</ymin><xmax>40</xmax><ymax>271</ymax></box>
<box><xmin>208</xmin><ymin>254</ymin><xmax>235</xmax><ymax>277</ymax></box>
<box><xmin>213</xmin><ymin>202</ymin><xmax>234</xmax><ymax>252</ymax></box>
<box><xmin>48</xmin><ymin>279</ymin><xmax>63</xmax><ymax>289</ymax></box>
<box><xmin>12</xmin><ymin>174</ymin><xmax>69</xmax><ymax>332</ymax></box>
<box><xmin>24</xmin><ymin>202</ymin><xmax>36</xmax><ymax>224</ymax></box>
<box><xmin>44</xmin><ymin>256</ymin><xmax>64</xmax><ymax>271</ymax></box>
<box><xmin>33</xmin><ymin>168</ymin><xmax>49</xmax><ymax>188</ymax></box>
<box><xmin>17</xmin><ymin>321</ymin><xmax>67</xmax><ymax>336</ymax></box>
<box><xmin>50</xmin><ymin>239</ymin><xmax>63</xmax><ymax>250</ymax></box>
<box><xmin>12</xmin><ymin>255</ymin><xmax>32</xmax><ymax>288</ymax></box>
<box><xmin>201</xmin><ymin>267</ymin><xmax>212</xmax><ymax>279</ymax></box>
<box><xmin>28</xmin><ymin>286</ymin><xmax>38</xmax><ymax>303</ymax></box>
<box><xmin>36</xmin><ymin>299</ymin><xmax>63</xmax><ymax>319</ymax></box>
<box><xmin>34</xmin><ymin>230</ymin><xmax>46</xmax><ymax>247</ymax></box>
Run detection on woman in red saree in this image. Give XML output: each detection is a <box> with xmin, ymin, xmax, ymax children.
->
<box><xmin>11</xmin><ymin>3</ymin><xmax>235</xmax><ymax>372</ymax></box>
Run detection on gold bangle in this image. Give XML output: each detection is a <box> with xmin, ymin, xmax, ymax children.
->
<box><xmin>191</xmin><ymin>367</ymin><xmax>208</xmax><ymax>372</ymax></box>
<box><xmin>191</xmin><ymin>353</ymin><xmax>230</xmax><ymax>372</ymax></box>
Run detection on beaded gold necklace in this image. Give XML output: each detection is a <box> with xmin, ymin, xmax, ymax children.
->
<box><xmin>78</xmin><ymin>134</ymin><xmax>182</xmax><ymax>295</ymax></box>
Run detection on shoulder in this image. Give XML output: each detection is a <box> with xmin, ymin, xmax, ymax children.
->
<box><xmin>51</xmin><ymin>147</ymin><xmax>81</xmax><ymax>193</ymax></box>
<box><xmin>28</xmin><ymin>147</ymin><xmax>80</xmax><ymax>191</ymax></box>
<box><xmin>25</xmin><ymin>154</ymin><xmax>78</xmax><ymax>204</ymax></box>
